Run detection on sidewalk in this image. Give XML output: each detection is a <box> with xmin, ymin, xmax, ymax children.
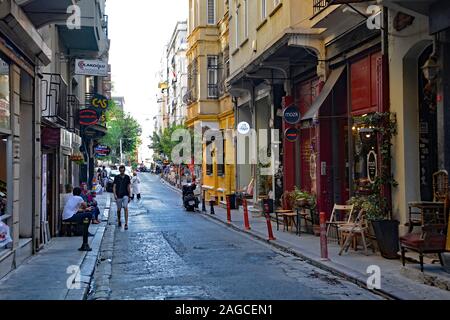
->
<box><xmin>162</xmin><ymin>179</ymin><xmax>450</xmax><ymax>300</ymax></box>
<box><xmin>0</xmin><ymin>192</ymin><xmax>111</xmax><ymax>300</ymax></box>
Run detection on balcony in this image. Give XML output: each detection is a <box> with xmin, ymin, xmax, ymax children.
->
<box><xmin>18</xmin><ymin>0</ymin><xmax>76</xmax><ymax>29</ymax></box>
<box><xmin>57</xmin><ymin>0</ymin><xmax>109</xmax><ymax>57</ymax></box>
<box><xmin>41</xmin><ymin>73</ymin><xmax>68</xmax><ymax>127</ymax></box>
<box><xmin>67</xmin><ymin>94</ymin><xmax>80</xmax><ymax>134</ymax></box>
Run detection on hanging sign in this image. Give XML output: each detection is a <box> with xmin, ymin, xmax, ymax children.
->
<box><xmin>367</xmin><ymin>150</ymin><xmax>378</xmax><ymax>184</ymax></box>
<box><xmin>75</xmin><ymin>59</ymin><xmax>108</xmax><ymax>77</ymax></box>
<box><xmin>237</xmin><ymin>121</ymin><xmax>251</xmax><ymax>135</ymax></box>
<box><xmin>79</xmin><ymin>108</ymin><xmax>99</xmax><ymax>126</ymax></box>
<box><xmin>94</xmin><ymin>145</ymin><xmax>111</xmax><ymax>157</ymax></box>
<box><xmin>90</xmin><ymin>94</ymin><xmax>110</xmax><ymax>110</ymax></box>
<box><xmin>283</xmin><ymin>105</ymin><xmax>301</xmax><ymax>125</ymax></box>
<box><xmin>284</xmin><ymin>127</ymin><xmax>299</xmax><ymax>142</ymax></box>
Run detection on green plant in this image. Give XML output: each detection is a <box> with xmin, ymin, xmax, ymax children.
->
<box><xmin>351</xmin><ymin>112</ymin><xmax>398</xmax><ymax>220</ymax></box>
<box><xmin>289</xmin><ymin>188</ymin><xmax>319</xmax><ymax>224</ymax></box>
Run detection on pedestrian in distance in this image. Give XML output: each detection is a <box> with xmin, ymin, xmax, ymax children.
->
<box><xmin>113</xmin><ymin>165</ymin><xmax>131</xmax><ymax>230</ymax></box>
<box><xmin>101</xmin><ymin>166</ymin><xmax>109</xmax><ymax>190</ymax></box>
<box><xmin>131</xmin><ymin>171</ymin><xmax>141</xmax><ymax>201</ymax></box>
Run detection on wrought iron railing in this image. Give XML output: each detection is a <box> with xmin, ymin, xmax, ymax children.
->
<box><xmin>41</xmin><ymin>73</ymin><xmax>68</xmax><ymax>127</ymax></box>
<box><xmin>207</xmin><ymin>84</ymin><xmax>219</xmax><ymax>99</ymax></box>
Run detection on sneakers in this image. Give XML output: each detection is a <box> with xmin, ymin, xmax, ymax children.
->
<box><xmin>118</xmin><ymin>221</ymin><xmax>122</xmax><ymax>228</ymax></box>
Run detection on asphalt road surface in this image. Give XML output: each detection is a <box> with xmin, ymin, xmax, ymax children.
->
<box><xmin>107</xmin><ymin>173</ymin><xmax>382</xmax><ymax>300</ymax></box>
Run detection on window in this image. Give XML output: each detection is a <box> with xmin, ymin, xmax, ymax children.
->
<box><xmin>244</xmin><ymin>0</ymin><xmax>248</xmax><ymax>39</ymax></box>
<box><xmin>261</xmin><ymin>0</ymin><xmax>267</xmax><ymax>19</ymax></box>
<box><xmin>0</xmin><ymin>58</ymin><xmax>10</xmax><ymax>131</ymax></box>
<box><xmin>207</xmin><ymin>56</ymin><xmax>218</xmax><ymax>99</ymax></box>
<box><xmin>207</xmin><ymin>0</ymin><xmax>216</xmax><ymax>25</ymax></box>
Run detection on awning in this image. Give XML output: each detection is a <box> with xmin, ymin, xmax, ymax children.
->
<box><xmin>301</xmin><ymin>65</ymin><xmax>346</xmax><ymax>123</ymax></box>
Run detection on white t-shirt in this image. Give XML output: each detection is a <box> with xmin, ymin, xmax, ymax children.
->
<box><xmin>62</xmin><ymin>196</ymin><xmax>84</xmax><ymax>220</ymax></box>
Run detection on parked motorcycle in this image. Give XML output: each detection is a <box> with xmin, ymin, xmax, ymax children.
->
<box><xmin>182</xmin><ymin>183</ymin><xmax>199</xmax><ymax>212</ymax></box>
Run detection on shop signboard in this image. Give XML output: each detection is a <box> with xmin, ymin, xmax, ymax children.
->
<box><xmin>367</xmin><ymin>150</ymin><xmax>378</xmax><ymax>184</ymax></box>
<box><xmin>285</xmin><ymin>127</ymin><xmax>299</xmax><ymax>142</ymax></box>
<box><xmin>79</xmin><ymin>108</ymin><xmax>99</xmax><ymax>126</ymax></box>
<box><xmin>41</xmin><ymin>127</ymin><xmax>60</xmax><ymax>147</ymax></box>
<box><xmin>237</xmin><ymin>121</ymin><xmax>251</xmax><ymax>135</ymax></box>
<box><xmin>283</xmin><ymin>105</ymin><xmax>301</xmax><ymax>125</ymax></box>
<box><xmin>75</xmin><ymin>59</ymin><xmax>108</xmax><ymax>77</ymax></box>
<box><xmin>90</xmin><ymin>93</ymin><xmax>110</xmax><ymax>111</ymax></box>
<box><xmin>94</xmin><ymin>145</ymin><xmax>111</xmax><ymax>157</ymax></box>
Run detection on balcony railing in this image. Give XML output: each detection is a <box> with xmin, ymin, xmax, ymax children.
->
<box><xmin>41</xmin><ymin>73</ymin><xmax>68</xmax><ymax>127</ymax></box>
<box><xmin>67</xmin><ymin>95</ymin><xmax>80</xmax><ymax>134</ymax></box>
<box><xmin>313</xmin><ymin>0</ymin><xmax>332</xmax><ymax>14</ymax></box>
<box><xmin>102</xmin><ymin>15</ymin><xmax>109</xmax><ymax>38</ymax></box>
<box><xmin>208</xmin><ymin>84</ymin><xmax>219</xmax><ymax>99</ymax></box>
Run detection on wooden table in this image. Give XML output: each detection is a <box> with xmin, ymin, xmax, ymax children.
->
<box><xmin>407</xmin><ymin>201</ymin><xmax>445</xmax><ymax>233</ymax></box>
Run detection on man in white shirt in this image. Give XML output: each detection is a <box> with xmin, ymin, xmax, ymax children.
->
<box><xmin>62</xmin><ymin>187</ymin><xmax>93</xmax><ymax>223</ymax></box>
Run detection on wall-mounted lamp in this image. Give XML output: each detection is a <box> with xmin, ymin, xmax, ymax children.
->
<box><xmin>422</xmin><ymin>55</ymin><xmax>439</xmax><ymax>82</ymax></box>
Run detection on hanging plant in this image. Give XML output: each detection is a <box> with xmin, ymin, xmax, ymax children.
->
<box><xmin>351</xmin><ymin>112</ymin><xmax>398</xmax><ymax>221</ymax></box>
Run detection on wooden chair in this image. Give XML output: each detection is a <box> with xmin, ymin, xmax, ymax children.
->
<box><xmin>401</xmin><ymin>204</ymin><xmax>447</xmax><ymax>272</ymax></box>
<box><xmin>326</xmin><ymin>205</ymin><xmax>354</xmax><ymax>242</ymax></box>
<box><xmin>433</xmin><ymin>170</ymin><xmax>448</xmax><ymax>202</ymax></box>
<box><xmin>338</xmin><ymin>210</ymin><xmax>373</xmax><ymax>256</ymax></box>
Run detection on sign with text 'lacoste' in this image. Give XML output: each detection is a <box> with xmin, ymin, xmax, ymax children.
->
<box><xmin>75</xmin><ymin>59</ymin><xmax>108</xmax><ymax>77</ymax></box>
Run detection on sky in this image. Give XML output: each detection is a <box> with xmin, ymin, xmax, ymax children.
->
<box><xmin>106</xmin><ymin>0</ymin><xmax>188</xmax><ymax>162</ymax></box>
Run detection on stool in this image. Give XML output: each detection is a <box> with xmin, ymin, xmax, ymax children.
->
<box><xmin>61</xmin><ymin>221</ymin><xmax>78</xmax><ymax>237</ymax></box>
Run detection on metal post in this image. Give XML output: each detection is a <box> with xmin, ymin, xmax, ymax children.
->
<box><xmin>210</xmin><ymin>197</ymin><xmax>215</xmax><ymax>215</ymax></box>
<box><xmin>202</xmin><ymin>189</ymin><xmax>206</xmax><ymax>213</ymax></box>
<box><xmin>226</xmin><ymin>195</ymin><xmax>231</xmax><ymax>223</ymax></box>
<box><xmin>264</xmin><ymin>201</ymin><xmax>276</xmax><ymax>241</ymax></box>
<box><xmin>78</xmin><ymin>217</ymin><xmax>92</xmax><ymax>252</ymax></box>
<box><xmin>120</xmin><ymin>138</ymin><xmax>123</xmax><ymax>165</ymax></box>
<box><xmin>319</xmin><ymin>212</ymin><xmax>329</xmax><ymax>261</ymax></box>
<box><xmin>243</xmin><ymin>197</ymin><xmax>251</xmax><ymax>230</ymax></box>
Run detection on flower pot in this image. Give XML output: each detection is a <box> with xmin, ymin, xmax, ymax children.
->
<box><xmin>295</xmin><ymin>199</ymin><xmax>308</xmax><ymax>207</ymax></box>
<box><xmin>371</xmin><ymin>219</ymin><xmax>400</xmax><ymax>259</ymax></box>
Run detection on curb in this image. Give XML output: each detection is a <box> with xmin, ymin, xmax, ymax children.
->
<box><xmin>89</xmin><ymin>195</ymin><xmax>116</xmax><ymax>300</ymax></box>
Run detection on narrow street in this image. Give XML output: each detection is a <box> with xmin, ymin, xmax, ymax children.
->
<box><xmin>103</xmin><ymin>173</ymin><xmax>381</xmax><ymax>300</ymax></box>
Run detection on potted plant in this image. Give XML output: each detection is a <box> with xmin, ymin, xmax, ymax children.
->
<box><xmin>289</xmin><ymin>188</ymin><xmax>319</xmax><ymax>235</ymax></box>
<box><xmin>350</xmin><ymin>112</ymin><xmax>400</xmax><ymax>259</ymax></box>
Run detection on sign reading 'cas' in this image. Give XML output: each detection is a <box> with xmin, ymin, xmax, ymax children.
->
<box><xmin>90</xmin><ymin>94</ymin><xmax>109</xmax><ymax>110</ymax></box>
<box><xmin>79</xmin><ymin>108</ymin><xmax>99</xmax><ymax>126</ymax></box>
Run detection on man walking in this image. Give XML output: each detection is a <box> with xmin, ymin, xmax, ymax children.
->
<box><xmin>101</xmin><ymin>166</ymin><xmax>109</xmax><ymax>191</ymax></box>
<box><xmin>113</xmin><ymin>165</ymin><xmax>131</xmax><ymax>230</ymax></box>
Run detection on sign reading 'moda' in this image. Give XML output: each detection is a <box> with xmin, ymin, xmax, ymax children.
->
<box><xmin>283</xmin><ymin>105</ymin><xmax>301</xmax><ymax>125</ymax></box>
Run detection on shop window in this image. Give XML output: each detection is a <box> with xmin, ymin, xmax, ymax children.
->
<box><xmin>0</xmin><ymin>58</ymin><xmax>10</xmax><ymax>131</ymax></box>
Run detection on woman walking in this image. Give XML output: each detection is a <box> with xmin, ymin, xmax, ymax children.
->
<box><xmin>131</xmin><ymin>171</ymin><xmax>141</xmax><ymax>201</ymax></box>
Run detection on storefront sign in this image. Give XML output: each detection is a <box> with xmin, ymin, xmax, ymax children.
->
<box><xmin>90</xmin><ymin>94</ymin><xmax>110</xmax><ymax>110</ymax></box>
<box><xmin>41</xmin><ymin>127</ymin><xmax>60</xmax><ymax>147</ymax></box>
<box><xmin>94</xmin><ymin>145</ymin><xmax>111</xmax><ymax>157</ymax></box>
<box><xmin>367</xmin><ymin>150</ymin><xmax>378</xmax><ymax>184</ymax></box>
<box><xmin>237</xmin><ymin>121</ymin><xmax>251</xmax><ymax>135</ymax></box>
<box><xmin>284</xmin><ymin>128</ymin><xmax>299</xmax><ymax>142</ymax></box>
<box><xmin>283</xmin><ymin>105</ymin><xmax>301</xmax><ymax>125</ymax></box>
<box><xmin>79</xmin><ymin>108</ymin><xmax>99</xmax><ymax>126</ymax></box>
<box><xmin>75</xmin><ymin>59</ymin><xmax>108</xmax><ymax>77</ymax></box>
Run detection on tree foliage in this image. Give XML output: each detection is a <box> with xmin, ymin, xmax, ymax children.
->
<box><xmin>100</xmin><ymin>101</ymin><xmax>142</xmax><ymax>163</ymax></box>
<box><xmin>150</xmin><ymin>123</ymin><xmax>192</xmax><ymax>162</ymax></box>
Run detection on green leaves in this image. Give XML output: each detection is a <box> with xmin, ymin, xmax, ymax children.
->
<box><xmin>149</xmin><ymin>123</ymin><xmax>190</xmax><ymax>162</ymax></box>
<box><xmin>100</xmin><ymin>101</ymin><xmax>142</xmax><ymax>163</ymax></box>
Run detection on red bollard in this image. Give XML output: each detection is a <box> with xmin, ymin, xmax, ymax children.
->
<box><xmin>226</xmin><ymin>195</ymin><xmax>232</xmax><ymax>224</ymax></box>
<box><xmin>243</xmin><ymin>198</ymin><xmax>251</xmax><ymax>230</ymax></box>
<box><xmin>319</xmin><ymin>212</ymin><xmax>330</xmax><ymax>261</ymax></box>
<box><xmin>264</xmin><ymin>202</ymin><xmax>276</xmax><ymax>241</ymax></box>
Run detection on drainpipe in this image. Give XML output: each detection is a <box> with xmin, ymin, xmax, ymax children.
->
<box><xmin>233</xmin><ymin>96</ymin><xmax>238</xmax><ymax>194</ymax></box>
<box><xmin>347</xmin><ymin>60</ymin><xmax>354</xmax><ymax>198</ymax></box>
<box><xmin>31</xmin><ymin>70</ymin><xmax>37</xmax><ymax>253</ymax></box>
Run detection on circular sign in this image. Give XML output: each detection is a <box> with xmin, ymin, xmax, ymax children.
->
<box><xmin>283</xmin><ymin>105</ymin><xmax>301</xmax><ymax>125</ymax></box>
<box><xmin>237</xmin><ymin>121</ymin><xmax>251</xmax><ymax>135</ymax></box>
<box><xmin>285</xmin><ymin>128</ymin><xmax>299</xmax><ymax>142</ymax></box>
<box><xmin>79</xmin><ymin>108</ymin><xmax>99</xmax><ymax>126</ymax></box>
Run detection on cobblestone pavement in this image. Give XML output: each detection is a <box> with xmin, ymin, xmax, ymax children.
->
<box><xmin>103</xmin><ymin>173</ymin><xmax>382</xmax><ymax>300</ymax></box>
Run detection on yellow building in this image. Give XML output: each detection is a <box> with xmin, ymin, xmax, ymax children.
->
<box><xmin>186</xmin><ymin>0</ymin><xmax>235</xmax><ymax>203</ymax></box>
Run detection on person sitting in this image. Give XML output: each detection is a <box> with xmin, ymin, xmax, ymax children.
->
<box><xmin>62</xmin><ymin>187</ymin><xmax>94</xmax><ymax>225</ymax></box>
<box><xmin>88</xmin><ymin>191</ymin><xmax>101</xmax><ymax>224</ymax></box>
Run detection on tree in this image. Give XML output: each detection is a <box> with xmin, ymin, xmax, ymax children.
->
<box><xmin>149</xmin><ymin>123</ymin><xmax>189</xmax><ymax>162</ymax></box>
<box><xmin>101</xmin><ymin>101</ymin><xmax>142</xmax><ymax>164</ymax></box>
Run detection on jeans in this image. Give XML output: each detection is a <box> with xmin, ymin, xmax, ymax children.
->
<box><xmin>64</xmin><ymin>211</ymin><xmax>93</xmax><ymax>223</ymax></box>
